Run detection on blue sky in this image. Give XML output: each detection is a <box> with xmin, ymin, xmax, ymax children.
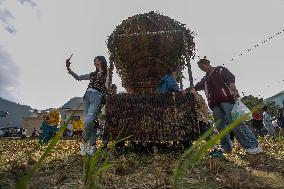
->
<box><xmin>0</xmin><ymin>0</ymin><xmax>284</xmax><ymax>109</ymax></box>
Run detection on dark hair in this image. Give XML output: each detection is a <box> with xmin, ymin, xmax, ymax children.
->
<box><xmin>262</xmin><ymin>106</ymin><xmax>268</xmax><ymax>111</ymax></box>
<box><xmin>95</xmin><ymin>56</ymin><xmax>108</xmax><ymax>75</ymax></box>
<box><xmin>167</xmin><ymin>67</ymin><xmax>177</xmax><ymax>75</ymax></box>
<box><xmin>197</xmin><ymin>56</ymin><xmax>210</xmax><ymax>65</ymax></box>
<box><xmin>111</xmin><ymin>84</ymin><xmax>117</xmax><ymax>89</ymax></box>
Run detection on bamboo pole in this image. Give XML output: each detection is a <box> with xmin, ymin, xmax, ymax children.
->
<box><xmin>183</xmin><ymin>32</ymin><xmax>194</xmax><ymax>87</ymax></box>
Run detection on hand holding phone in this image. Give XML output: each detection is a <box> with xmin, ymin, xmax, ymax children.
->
<box><xmin>66</xmin><ymin>54</ymin><xmax>73</xmax><ymax>68</ymax></box>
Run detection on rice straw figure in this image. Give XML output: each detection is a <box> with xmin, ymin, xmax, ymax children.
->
<box><xmin>73</xmin><ymin>117</ymin><xmax>83</xmax><ymax>142</ymax></box>
<box><xmin>39</xmin><ymin>113</ymin><xmax>59</xmax><ymax>144</ymax></box>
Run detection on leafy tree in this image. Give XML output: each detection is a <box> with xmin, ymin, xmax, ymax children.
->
<box><xmin>241</xmin><ymin>95</ymin><xmax>264</xmax><ymax>110</ymax></box>
<box><xmin>241</xmin><ymin>95</ymin><xmax>280</xmax><ymax>117</ymax></box>
<box><xmin>265</xmin><ymin>101</ymin><xmax>280</xmax><ymax>118</ymax></box>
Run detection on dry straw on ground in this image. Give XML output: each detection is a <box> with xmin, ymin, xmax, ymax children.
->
<box><xmin>1</xmin><ymin>137</ymin><xmax>284</xmax><ymax>188</ymax></box>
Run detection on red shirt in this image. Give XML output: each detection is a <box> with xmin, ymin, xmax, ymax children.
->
<box><xmin>195</xmin><ymin>66</ymin><xmax>236</xmax><ymax>109</ymax></box>
<box><xmin>252</xmin><ymin>112</ymin><xmax>262</xmax><ymax>120</ymax></box>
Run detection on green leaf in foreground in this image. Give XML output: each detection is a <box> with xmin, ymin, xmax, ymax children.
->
<box><xmin>85</xmin><ymin>135</ymin><xmax>133</xmax><ymax>189</ymax></box>
<box><xmin>16</xmin><ymin>112</ymin><xmax>76</xmax><ymax>189</ymax></box>
<box><xmin>173</xmin><ymin>113</ymin><xmax>250</xmax><ymax>187</ymax></box>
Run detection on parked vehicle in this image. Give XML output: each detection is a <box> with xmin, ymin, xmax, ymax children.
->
<box><xmin>0</xmin><ymin>127</ymin><xmax>27</xmax><ymax>138</ymax></box>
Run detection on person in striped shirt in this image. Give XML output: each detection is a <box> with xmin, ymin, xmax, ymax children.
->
<box><xmin>66</xmin><ymin>56</ymin><xmax>108</xmax><ymax>155</ymax></box>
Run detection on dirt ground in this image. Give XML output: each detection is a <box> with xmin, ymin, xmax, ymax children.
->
<box><xmin>0</xmin><ymin>137</ymin><xmax>284</xmax><ymax>189</ymax></box>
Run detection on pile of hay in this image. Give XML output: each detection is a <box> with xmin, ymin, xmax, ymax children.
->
<box><xmin>107</xmin><ymin>11</ymin><xmax>195</xmax><ymax>93</ymax></box>
<box><xmin>106</xmin><ymin>93</ymin><xmax>209</xmax><ymax>142</ymax></box>
<box><xmin>106</xmin><ymin>12</ymin><xmax>208</xmax><ymax>142</ymax></box>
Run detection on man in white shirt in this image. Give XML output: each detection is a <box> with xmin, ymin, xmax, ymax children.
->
<box><xmin>262</xmin><ymin>106</ymin><xmax>276</xmax><ymax>137</ymax></box>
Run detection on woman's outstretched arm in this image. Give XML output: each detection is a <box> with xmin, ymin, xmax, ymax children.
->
<box><xmin>68</xmin><ymin>69</ymin><xmax>90</xmax><ymax>81</ymax></box>
<box><xmin>66</xmin><ymin>58</ymin><xmax>90</xmax><ymax>81</ymax></box>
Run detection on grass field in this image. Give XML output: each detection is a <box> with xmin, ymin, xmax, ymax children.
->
<box><xmin>0</xmin><ymin>137</ymin><xmax>284</xmax><ymax>189</ymax></box>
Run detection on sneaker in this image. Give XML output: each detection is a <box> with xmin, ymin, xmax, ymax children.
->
<box><xmin>80</xmin><ymin>143</ymin><xmax>88</xmax><ymax>155</ymax></box>
<box><xmin>246</xmin><ymin>146</ymin><xmax>262</xmax><ymax>154</ymax></box>
<box><xmin>89</xmin><ymin>145</ymin><xmax>97</xmax><ymax>156</ymax></box>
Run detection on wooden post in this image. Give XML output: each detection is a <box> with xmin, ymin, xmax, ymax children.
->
<box><xmin>183</xmin><ymin>32</ymin><xmax>194</xmax><ymax>87</ymax></box>
<box><xmin>187</xmin><ymin>61</ymin><xmax>194</xmax><ymax>87</ymax></box>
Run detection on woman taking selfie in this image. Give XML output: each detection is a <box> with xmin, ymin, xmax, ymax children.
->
<box><xmin>66</xmin><ymin>55</ymin><xmax>108</xmax><ymax>156</ymax></box>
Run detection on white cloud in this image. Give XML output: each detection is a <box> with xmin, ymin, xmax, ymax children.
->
<box><xmin>17</xmin><ymin>0</ymin><xmax>37</xmax><ymax>7</ymax></box>
<box><xmin>0</xmin><ymin>0</ymin><xmax>38</xmax><ymax>34</ymax></box>
<box><xmin>0</xmin><ymin>9</ymin><xmax>16</xmax><ymax>33</ymax></box>
<box><xmin>0</xmin><ymin>9</ymin><xmax>13</xmax><ymax>22</ymax></box>
<box><xmin>4</xmin><ymin>25</ymin><xmax>16</xmax><ymax>33</ymax></box>
<box><xmin>0</xmin><ymin>46</ymin><xmax>20</xmax><ymax>101</ymax></box>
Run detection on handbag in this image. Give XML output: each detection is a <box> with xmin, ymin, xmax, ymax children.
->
<box><xmin>231</xmin><ymin>99</ymin><xmax>252</xmax><ymax>121</ymax></box>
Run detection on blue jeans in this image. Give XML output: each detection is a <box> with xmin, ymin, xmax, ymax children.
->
<box><xmin>212</xmin><ymin>102</ymin><xmax>259</xmax><ymax>151</ymax></box>
<box><xmin>83</xmin><ymin>91</ymin><xmax>103</xmax><ymax>146</ymax></box>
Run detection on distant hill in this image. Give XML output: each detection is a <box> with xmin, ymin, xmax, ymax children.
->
<box><xmin>61</xmin><ymin>97</ymin><xmax>83</xmax><ymax>110</ymax></box>
<box><xmin>0</xmin><ymin>97</ymin><xmax>83</xmax><ymax>128</ymax></box>
<box><xmin>0</xmin><ymin>97</ymin><xmax>33</xmax><ymax>128</ymax></box>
